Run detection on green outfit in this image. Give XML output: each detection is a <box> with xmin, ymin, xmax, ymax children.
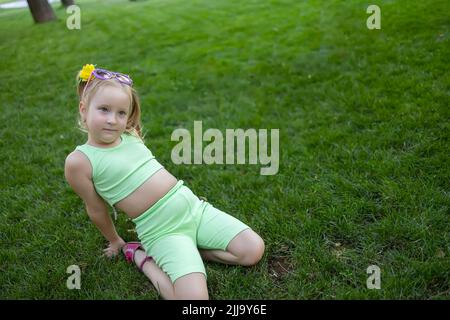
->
<box><xmin>133</xmin><ymin>180</ymin><xmax>249</xmax><ymax>283</ymax></box>
<box><xmin>75</xmin><ymin>133</ymin><xmax>249</xmax><ymax>283</ymax></box>
<box><xmin>75</xmin><ymin>133</ymin><xmax>163</xmax><ymax>206</ymax></box>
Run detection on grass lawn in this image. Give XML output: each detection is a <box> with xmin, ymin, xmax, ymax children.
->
<box><xmin>0</xmin><ymin>0</ymin><xmax>449</xmax><ymax>299</ymax></box>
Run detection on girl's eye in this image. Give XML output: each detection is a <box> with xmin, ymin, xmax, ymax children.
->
<box><xmin>100</xmin><ymin>107</ymin><xmax>108</xmax><ymax>112</ymax></box>
<box><xmin>119</xmin><ymin>111</ymin><xmax>127</xmax><ymax>115</ymax></box>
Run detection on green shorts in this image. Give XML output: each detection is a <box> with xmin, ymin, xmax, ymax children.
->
<box><xmin>132</xmin><ymin>180</ymin><xmax>250</xmax><ymax>283</ymax></box>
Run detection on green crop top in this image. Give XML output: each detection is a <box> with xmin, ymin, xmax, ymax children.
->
<box><xmin>74</xmin><ymin>133</ymin><xmax>164</xmax><ymax>209</ymax></box>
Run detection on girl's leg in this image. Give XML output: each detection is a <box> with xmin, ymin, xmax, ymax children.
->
<box><xmin>134</xmin><ymin>249</ymin><xmax>209</xmax><ymax>300</ymax></box>
<box><xmin>173</xmin><ymin>273</ymin><xmax>209</xmax><ymax>300</ymax></box>
<box><xmin>199</xmin><ymin>229</ymin><xmax>265</xmax><ymax>266</ymax></box>
<box><xmin>133</xmin><ymin>249</ymin><xmax>175</xmax><ymax>300</ymax></box>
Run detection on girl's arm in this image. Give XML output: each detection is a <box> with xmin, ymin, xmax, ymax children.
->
<box><xmin>65</xmin><ymin>151</ymin><xmax>124</xmax><ymax>252</ymax></box>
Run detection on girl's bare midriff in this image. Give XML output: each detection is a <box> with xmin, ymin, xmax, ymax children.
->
<box><xmin>114</xmin><ymin>168</ymin><xmax>178</xmax><ymax>219</ymax></box>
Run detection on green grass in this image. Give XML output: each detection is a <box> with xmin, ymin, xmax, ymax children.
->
<box><xmin>1</xmin><ymin>0</ymin><xmax>449</xmax><ymax>299</ymax></box>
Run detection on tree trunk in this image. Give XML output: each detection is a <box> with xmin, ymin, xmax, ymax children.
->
<box><xmin>61</xmin><ymin>0</ymin><xmax>75</xmax><ymax>7</ymax></box>
<box><xmin>27</xmin><ymin>0</ymin><xmax>56</xmax><ymax>23</ymax></box>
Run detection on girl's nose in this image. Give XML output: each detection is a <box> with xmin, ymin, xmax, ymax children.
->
<box><xmin>107</xmin><ymin>114</ymin><xmax>117</xmax><ymax>124</ymax></box>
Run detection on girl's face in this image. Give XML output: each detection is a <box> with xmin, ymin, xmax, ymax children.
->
<box><xmin>80</xmin><ymin>85</ymin><xmax>131</xmax><ymax>146</ymax></box>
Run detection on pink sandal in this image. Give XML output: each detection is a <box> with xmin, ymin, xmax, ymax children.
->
<box><xmin>122</xmin><ymin>242</ymin><xmax>153</xmax><ymax>272</ymax></box>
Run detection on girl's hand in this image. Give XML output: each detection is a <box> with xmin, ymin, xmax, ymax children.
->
<box><xmin>103</xmin><ymin>237</ymin><xmax>126</xmax><ymax>258</ymax></box>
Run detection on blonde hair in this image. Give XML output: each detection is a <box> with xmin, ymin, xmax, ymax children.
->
<box><xmin>76</xmin><ymin>72</ymin><xmax>145</xmax><ymax>142</ymax></box>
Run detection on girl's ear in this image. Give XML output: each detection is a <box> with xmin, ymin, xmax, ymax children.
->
<box><xmin>79</xmin><ymin>101</ymin><xmax>87</xmax><ymax>122</ymax></box>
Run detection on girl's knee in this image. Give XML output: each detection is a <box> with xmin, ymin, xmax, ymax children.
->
<box><xmin>238</xmin><ymin>233</ymin><xmax>265</xmax><ymax>266</ymax></box>
<box><xmin>175</xmin><ymin>289</ymin><xmax>209</xmax><ymax>300</ymax></box>
<box><xmin>173</xmin><ymin>272</ymin><xmax>209</xmax><ymax>300</ymax></box>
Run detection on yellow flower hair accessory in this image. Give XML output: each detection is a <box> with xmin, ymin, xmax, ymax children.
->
<box><xmin>79</xmin><ymin>64</ymin><xmax>96</xmax><ymax>82</ymax></box>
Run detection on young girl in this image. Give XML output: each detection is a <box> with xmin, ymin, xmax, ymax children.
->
<box><xmin>64</xmin><ymin>64</ymin><xmax>265</xmax><ymax>300</ymax></box>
